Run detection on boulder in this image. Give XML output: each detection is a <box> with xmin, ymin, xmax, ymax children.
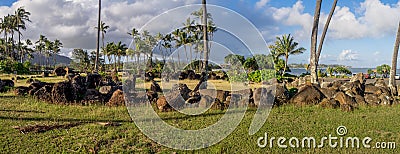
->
<box><xmin>320</xmin><ymin>82</ymin><xmax>333</xmax><ymax>89</ymax></box>
<box><xmin>199</xmin><ymin>95</ymin><xmax>214</xmax><ymax>108</ymax></box>
<box><xmin>319</xmin><ymin>88</ymin><xmax>336</xmax><ymax>99</ymax></box>
<box><xmin>34</xmin><ymin>85</ymin><xmax>53</xmax><ymax>103</ymax></box>
<box><xmin>156</xmin><ymin>96</ymin><xmax>172</xmax><ymax>112</ymax></box>
<box><xmin>99</xmin><ymin>86</ymin><xmax>113</xmax><ymax>95</ymax></box>
<box><xmin>253</xmin><ymin>87</ymin><xmax>274</xmax><ymax>107</ymax></box>
<box><xmin>178</xmin><ymin>71</ymin><xmax>187</xmax><ymax>80</ymax></box>
<box><xmin>364</xmin><ymin>94</ymin><xmax>380</xmax><ymax>105</ymax></box>
<box><xmin>290</xmin><ymin>85</ymin><xmax>325</xmax><ymax>105</ymax></box>
<box><xmin>86</xmin><ymin>73</ymin><xmax>102</xmax><ymax>89</ymax></box>
<box><xmin>71</xmin><ymin>75</ymin><xmax>86</xmax><ymax>101</ymax></box>
<box><xmin>339</xmin><ymin>81</ymin><xmax>364</xmax><ymax>96</ymax></box>
<box><xmin>319</xmin><ymin>98</ymin><xmax>340</xmax><ymax>109</ymax></box>
<box><xmin>333</xmin><ymin>92</ymin><xmax>357</xmax><ymax>106</ymax></box>
<box><xmin>275</xmin><ymin>84</ymin><xmax>290</xmax><ymax>106</ymax></box>
<box><xmin>350</xmin><ymin>73</ymin><xmax>365</xmax><ymax>84</ymax></box>
<box><xmin>378</xmin><ymin>95</ymin><xmax>392</xmax><ymax>106</ymax></box>
<box><xmin>186</xmin><ymin>70</ymin><xmax>197</xmax><ymax>80</ymax></box>
<box><xmin>145</xmin><ymin>72</ymin><xmax>154</xmax><ymax>82</ymax></box>
<box><xmin>106</xmin><ymin>89</ymin><xmax>125</xmax><ymax>106</ymax></box>
<box><xmin>1</xmin><ymin>79</ymin><xmax>14</xmax><ymax>87</ymax></box>
<box><xmin>53</xmin><ymin>67</ymin><xmax>67</xmax><ymax>76</ymax></box>
<box><xmin>330</xmin><ymin>80</ymin><xmax>347</xmax><ymax>91</ymax></box>
<box><xmin>14</xmin><ymin>86</ymin><xmax>29</xmax><ymax>96</ymax></box>
<box><xmin>150</xmin><ymin>81</ymin><xmax>162</xmax><ymax>93</ymax></box>
<box><xmin>82</xmin><ymin>89</ymin><xmax>103</xmax><ymax>105</ymax></box>
<box><xmin>364</xmin><ymin>84</ymin><xmax>382</xmax><ymax>94</ymax></box>
<box><xmin>28</xmin><ymin>82</ymin><xmax>46</xmax><ymax>95</ymax></box>
<box><xmin>374</xmin><ymin>79</ymin><xmax>387</xmax><ymax>88</ymax></box>
<box><xmin>199</xmin><ymin>89</ymin><xmax>228</xmax><ymax>103</ymax></box>
<box><xmin>354</xmin><ymin>95</ymin><xmax>367</xmax><ymax>106</ymax></box>
<box><xmin>146</xmin><ymin>90</ymin><xmax>158</xmax><ymax>103</ymax></box>
<box><xmin>51</xmin><ymin>81</ymin><xmax>74</xmax><ymax>104</ymax></box>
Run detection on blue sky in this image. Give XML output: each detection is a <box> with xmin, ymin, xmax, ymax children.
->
<box><xmin>1</xmin><ymin>0</ymin><xmax>400</xmax><ymax>68</ymax></box>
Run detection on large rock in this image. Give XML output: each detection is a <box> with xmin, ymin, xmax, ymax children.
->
<box><xmin>275</xmin><ymin>84</ymin><xmax>289</xmax><ymax>106</ymax></box>
<box><xmin>186</xmin><ymin>70</ymin><xmax>197</xmax><ymax>80</ymax></box>
<box><xmin>53</xmin><ymin>67</ymin><xmax>67</xmax><ymax>76</ymax></box>
<box><xmin>290</xmin><ymin>85</ymin><xmax>325</xmax><ymax>105</ymax></box>
<box><xmin>330</xmin><ymin>80</ymin><xmax>347</xmax><ymax>91</ymax></box>
<box><xmin>14</xmin><ymin>86</ymin><xmax>29</xmax><ymax>96</ymax></box>
<box><xmin>350</xmin><ymin>73</ymin><xmax>366</xmax><ymax>84</ymax></box>
<box><xmin>34</xmin><ymin>85</ymin><xmax>53</xmax><ymax>103</ymax></box>
<box><xmin>106</xmin><ymin>89</ymin><xmax>125</xmax><ymax>106</ymax></box>
<box><xmin>86</xmin><ymin>73</ymin><xmax>102</xmax><ymax>89</ymax></box>
<box><xmin>364</xmin><ymin>84</ymin><xmax>383</xmax><ymax>94</ymax></box>
<box><xmin>28</xmin><ymin>82</ymin><xmax>46</xmax><ymax>95</ymax></box>
<box><xmin>1</xmin><ymin>79</ymin><xmax>14</xmax><ymax>88</ymax></box>
<box><xmin>52</xmin><ymin>81</ymin><xmax>74</xmax><ymax>104</ymax></box>
<box><xmin>199</xmin><ymin>89</ymin><xmax>228</xmax><ymax>103</ymax></box>
<box><xmin>339</xmin><ymin>81</ymin><xmax>364</xmax><ymax>96</ymax></box>
<box><xmin>378</xmin><ymin>94</ymin><xmax>393</xmax><ymax>106</ymax></box>
<box><xmin>71</xmin><ymin>75</ymin><xmax>86</xmax><ymax>101</ymax></box>
<box><xmin>354</xmin><ymin>95</ymin><xmax>367</xmax><ymax>106</ymax></box>
<box><xmin>82</xmin><ymin>89</ymin><xmax>103</xmax><ymax>105</ymax></box>
<box><xmin>374</xmin><ymin>79</ymin><xmax>387</xmax><ymax>89</ymax></box>
<box><xmin>364</xmin><ymin>94</ymin><xmax>380</xmax><ymax>105</ymax></box>
<box><xmin>145</xmin><ymin>72</ymin><xmax>154</xmax><ymax>82</ymax></box>
<box><xmin>320</xmin><ymin>82</ymin><xmax>333</xmax><ymax>89</ymax></box>
<box><xmin>319</xmin><ymin>98</ymin><xmax>340</xmax><ymax>109</ymax></box>
<box><xmin>333</xmin><ymin>92</ymin><xmax>356</xmax><ymax>106</ymax></box>
<box><xmin>99</xmin><ymin>86</ymin><xmax>113</xmax><ymax>95</ymax></box>
<box><xmin>319</xmin><ymin>88</ymin><xmax>337</xmax><ymax>99</ymax></box>
<box><xmin>150</xmin><ymin>81</ymin><xmax>162</xmax><ymax>93</ymax></box>
<box><xmin>253</xmin><ymin>87</ymin><xmax>274</xmax><ymax>107</ymax></box>
<box><xmin>156</xmin><ymin>96</ymin><xmax>172</xmax><ymax>112</ymax></box>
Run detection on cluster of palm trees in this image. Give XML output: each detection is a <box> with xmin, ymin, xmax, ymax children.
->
<box><xmin>0</xmin><ymin>7</ymin><xmax>31</xmax><ymax>62</ymax></box>
<box><xmin>34</xmin><ymin>35</ymin><xmax>63</xmax><ymax>68</ymax></box>
<box><xmin>269</xmin><ymin>34</ymin><xmax>305</xmax><ymax>76</ymax></box>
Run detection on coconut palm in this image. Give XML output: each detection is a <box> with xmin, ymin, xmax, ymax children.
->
<box><xmin>316</xmin><ymin>0</ymin><xmax>337</xmax><ymax>65</ymax></box>
<box><xmin>389</xmin><ymin>21</ymin><xmax>400</xmax><ymax>95</ymax></box>
<box><xmin>269</xmin><ymin>34</ymin><xmax>305</xmax><ymax>74</ymax></box>
<box><xmin>14</xmin><ymin>7</ymin><xmax>31</xmax><ymax>62</ymax></box>
<box><xmin>94</xmin><ymin>0</ymin><xmax>102</xmax><ymax>72</ymax></box>
<box><xmin>52</xmin><ymin>39</ymin><xmax>63</xmax><ymax>67</ymax></box>
<box><xmin>96</xmin><ymin>21</ymin><xmax>109</xmax><ymax>64</ymax></box>
<box><xmin>310</xmin><ymin>0</ymin><xmax>322</xmax><ymax>84</ymax></box>
<box><xmin>202</xmin><ymin>0</ymin><xmax>209</xmax><ymax>73</ymax></box>
<box><xmin>35</xmin><ymin>35</ymin><xmax>47</xmax><ymax>68</ymax></box>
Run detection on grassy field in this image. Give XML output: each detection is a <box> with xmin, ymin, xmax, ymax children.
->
<box><xmin>0</xmin><ymin>95</ymin><xmax>398</xmax><ymax>153</ymax></box>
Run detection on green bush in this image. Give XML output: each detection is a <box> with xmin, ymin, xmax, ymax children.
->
<box><xmin>0</xmin><ymin>60</ymin><xmax>30</xmax><ymax>74</ymax></box>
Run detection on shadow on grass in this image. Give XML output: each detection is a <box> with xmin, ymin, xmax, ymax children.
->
<box><xmin>0</xmin><ymin>116</ymin><xmax>132</xmax><ymax>123</ymax></box>
<box><xmin>0</xmin><ymin>109</ymin><xmax>46</xmax><ymax>114</ymax></box>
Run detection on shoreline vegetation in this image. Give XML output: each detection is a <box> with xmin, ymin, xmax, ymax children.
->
<box><xmin>0</xmin><ymin>1</ymin><xmax>399</xmax><ymax>153</ymax></box>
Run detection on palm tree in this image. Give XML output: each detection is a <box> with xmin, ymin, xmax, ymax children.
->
<box><xmin>52</xmin><ymin>39</ymin><xmax>63</xmax><ymax>67</ymax></box>
<box><xmin>202</xmin><ymin>0</ymin><xmax>210</xmax><ymax>73</ymax></box>
<box><xmin>389</xmin><ymin>21</ymin><xmax>400</xmax><ymax>95</ymax></box>
<box><xmin>14</xmin><ymin>7</ymin><xmax>31</xmax><ymax>62</ymax></box>
<box><xmin>35</xmin><ymin>35</ymin><xmax>46</xmax><ymax>68</ymax></box>
<box><xmin>114</xmin><ymin>41</ymin><xmax>127</xmax><ymax>71</ymax></box>
<box><xmin>310</xmin><ymin>0</ymin><xmax>322</xmax><ymax>84</ymax></box>
<box><xmin>44</xmin><ymin>39</ymin><xmax>53</xmax><ymax>68</ymax></box>
<box><xmin>270</xmin><ymin>34</ymin><xmax>305</xmax><ymax>74</ymax></box>
<box><xmin>172</xmin><ymin>29</ymin><xmax>183</xmax><ymax>66</ymax></box>
<box><xmin>96</xmin><ymin>21</ymin><xmax>109</xmax><ymax>64</ymax></box>
<box><xmin>316</xmin><ymin>0</ymin><xmax>338</xmax><ymax>65</ymax></box>
<box><xmin>94</xmin><ymin>0</ymin><xmax>102</xmax><ymax>72</ymax></box>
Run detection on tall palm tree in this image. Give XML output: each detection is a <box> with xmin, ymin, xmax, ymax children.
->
<box><xmin>114</xmin><ymin>41</ymin><xmax>127</xmax><ymax>71</ymax></box>
<box><xmin>14</xmin><ymin>7</ymin><xmax>31</xmax><ymax>62</ymax></box>
<box><xmin>310</xmin><ymin>0</ymin><xmax>322</xmax><ymax>84</ymax></box>
<box><xmin>35</xmin><ymin>35</ymin><xmax>46</xmax><ymax>68</ymax></box>
<box><xmin>44</xmin><ymin>39</ymin><xmax>54</xmax><ymax>68</ymax></box>
<box><xmin>389</xmin><ymin>21</ymin><xmax>400</xmax><ymax>95</ymax></box>
<box><xmin>94</xmin><ymin>0</ymin><xmax>102</xmax><ymax>72</ymax></box>
<box><xmin>316</xmin><ymin>0</ymin><xmax>338</xmax><ymax>65</ymax></box>
<box><xmin>52</xmin><ymin>39</ymin><xmax>63</xmax><ymax>67</ymax></box>
<box><xmin>202</xmin><ymin>0</ymin><xmax>210</xmax><ymax>73</ymax></box>
<box><xmin>172</xmin><ymin>29</ymin><xmax>183</xmax><ymax>66</ymax></box>
<box><xmin>96</xmin><ymin>21</ymin><xmax>109</xmax><ymax>64</ymax></box>
<box><xmin>270</xmin><ymin>34</ymin><xmax>306</xmax><ymax>74</ymax></box>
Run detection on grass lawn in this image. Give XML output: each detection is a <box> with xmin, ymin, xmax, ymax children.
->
<box><xmin>0</xmin><ymin>95</ymin><xmax>398</xmax><ymax>153</ymax></box>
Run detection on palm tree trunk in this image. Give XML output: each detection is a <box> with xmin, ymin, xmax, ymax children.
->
<box><xmin>310</xmin><ymin>0</ymin><xmax>322</xmax><ymax>84</ymax></box>
<box><xmin>94</xmin><ymin>0</ymin><xmax>101</xmax><ymax>72</ymax></box>
<box><xmin>389</xmin><ymin>21</ymin><xmax>400</xmax><ymax>95</ymax></box>
<box><xmin>283</xmin><ymin>54</ymin><xmax>288</xmax><ymax>75</ymax></box>
<box><xmin>202</xmin><ymin>0</ymin><xmax>209</xmax><ymax>72</ymax></box>
<box><xmin>316</xmin><ymin>0</ymin><xmax>337</xmax><ymax>65</ymax></box>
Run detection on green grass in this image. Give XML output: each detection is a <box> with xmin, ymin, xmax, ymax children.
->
<box><xmin>0</xmin><ymin>96</ymin><xmax>399</xmax><ymax>153</ymax></box>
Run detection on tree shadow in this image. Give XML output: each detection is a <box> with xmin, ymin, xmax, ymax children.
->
<box><xmin>0</xmin><ymin>109</ymin><xmax>46</xmax><ymax>114</ymax></box>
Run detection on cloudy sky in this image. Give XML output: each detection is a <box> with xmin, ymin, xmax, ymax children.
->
<box><xmin>0</xmin><ymin>0</ymin><xmax>399</xmax><ymax>68</ymax></box>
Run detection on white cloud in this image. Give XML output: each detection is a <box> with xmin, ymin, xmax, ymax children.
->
<box><xmin>255</xmin><ymin>0</ymin><xmax>270</xmax><ymax>9</ymax></box>
<box><xmin>338</xmin><ymin>49</ymin><xmax>359</xmax><ymax>61</ymax></box>
<box><xmin>270</xmin><ymin>0</ymin><xmax>400</xmax><ymax>40</ymax></box>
